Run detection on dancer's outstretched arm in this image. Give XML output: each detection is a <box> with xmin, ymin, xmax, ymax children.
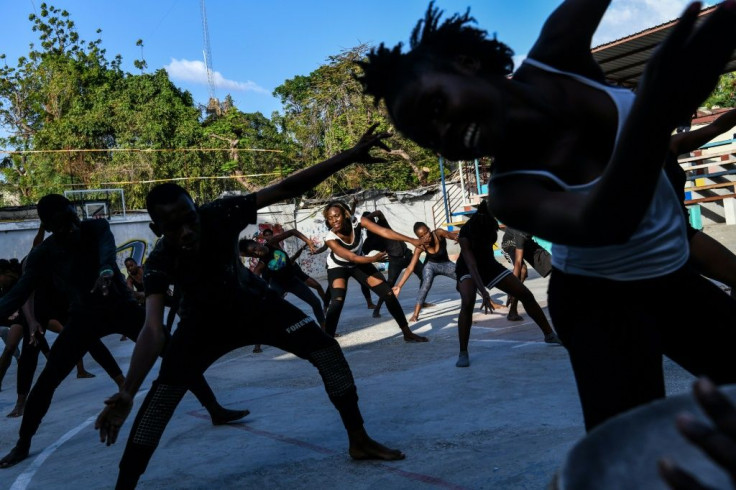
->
<box><xmin>96</xmin><ymin>293</ymin><xmax>167</xmax><ymax>445</ymax></box>
<box><xmin>670</xmin><ymin>107</ymin><xmax>736</xmax><ymax>156</ymax></box>
<box><xmin>527</xmin><ymin>0</ymin><xmax>611</xmax><ymax>79</ymax></box>
<box><xmin>268</xmin><ymin>229</ymin><xmax>316</xmax><ymax>253</ymax></box>
<box><xmin>393</xmin><ymin>247</ymin><xmax>423</xmax><ymax>296</ymax></box>
<box><xmin>491</xmin><ymin>2</ymin><xmax>736</xmax><ymax>246</ymax></box>
<box><xmin>360</xmin><ymin>218</ymin><xmax>421</xmax><ymax>248</ymax></box>
<box><xmin>255</xmin><ymin>124</ymin><xmax>390</xmax><ymax>209</ymax></box>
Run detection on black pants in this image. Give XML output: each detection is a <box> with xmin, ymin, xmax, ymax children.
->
<box><xmin>16</xmin><ymin>319</ymin><xmax>122</xmax><ymax>397</ymax></box>
<box><xmin>16</xmin><ymin>300</ymin><xmax>217</xmax><ymax>447</ymax></box>
<box><xmin>548</xmin><ymin>265</ymin><xmax>736</xmax><ymax>431</ymax></box>
<box><xmin>117</xmin><ymin>291</ymin><xmax>363</xmax><ymax>488</ymax></box>
<box><xmin>270</xmin><ymin>276</ymin><xmax>326</xmax><ymax>325</ymax></box>
<box><xmin>373</xmin><ymin>250</ymin><xmax>424</xmax><ymax>314</ymax></box>
<box><xmin>326</xmin><ymin>263</ymin><xmax>408</xmax><ymax>337</ymax></box>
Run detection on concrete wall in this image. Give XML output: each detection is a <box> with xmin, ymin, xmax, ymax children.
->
<box><xmin>0</xmin><ymin>189</ymin><xmax>454</xmax><ymax>281</ymax></box>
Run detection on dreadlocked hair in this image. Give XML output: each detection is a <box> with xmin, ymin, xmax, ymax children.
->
<box><xmin>322</xmin><ymin>200</ymin><xmax>352</xmax><ymax>230</ymax></box>
<box><xmin>358</xmin><ymin>2</ymin><xmax>514</xmax><ymax>108</ymax></box>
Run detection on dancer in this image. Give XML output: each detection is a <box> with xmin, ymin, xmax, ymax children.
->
<box><xmin>0</xmin><ymin>195</ymin><xmax>245</xmax><ymax>469</ymax></box>
<box><xmin>360</xmin><ymin>210</ymin><xmax>425</xmax><ymax>319</ymax></box>
<box><xmin>0</xmin><ymin>260</ymin><xmax>26</xmax><ymax>394</ymax></box>
<box><xmin>240</xmin><ymin>229</ymin><xmax>325</xmax><ymax>325</ymax></box>
<box><xmin>322</xmin><ymin>201</ymin><xmax>426</xmax><ymax>341</ymax></box>
<box><xmin>455</xmin><ymin>204</ymin><xmax>560</xmax><ymax>367</ymax></box>
<box><xmin>360</xmin><ymin>1</ymin><xmax>736</xmax><ymax>427</ymax></box>
<box><xmin>393</xmin><ymin>222</ymin><xmax>464</xmax><ymax>322</ymax></box>
<box><xmin>664</xmin><ymin>107</ymin><xmax>736</xmax><ymax>295</ymax></box>
<box><xmin>500</xmin><ymin>227</ymin><xmax>552</xmax><ymax>321</ymax></box>
<box><xmin>95</xmin><ymin>126</ymin><xmax>404</xmax><ymax>489</ymax></box>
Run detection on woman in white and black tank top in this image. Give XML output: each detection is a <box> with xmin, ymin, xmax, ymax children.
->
<box><xmin>322</xmin><ymin>201</ymin><xmax>428</xmax><ymax>342</ymax></box>
<box><xmin>360</xmin><ymin>1</ymin><xmax>736</xmax><ymax>431</ymax></box>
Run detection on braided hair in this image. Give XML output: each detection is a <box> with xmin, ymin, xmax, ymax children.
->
<box><xmin>358</xmin><ymin>2</ymin><xmax>514</xmax><ymax>112</ymax></box>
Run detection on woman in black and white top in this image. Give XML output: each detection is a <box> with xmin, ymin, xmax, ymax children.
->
<box><xmin>322</xmin><ymin>201</ymin><xmax>426</xmax><ymax>342</ymax></box>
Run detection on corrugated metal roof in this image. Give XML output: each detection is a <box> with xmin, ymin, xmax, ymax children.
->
<box><xmin>591</xmin><ymin>5</ymin><xmax>736</xmax><ymax>87</ymax></box>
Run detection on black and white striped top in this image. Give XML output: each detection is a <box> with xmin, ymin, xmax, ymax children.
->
<box><xmin>325</xmin><ymin>217</ymin><xmax>363</xmax><ymax>269</ymax></box>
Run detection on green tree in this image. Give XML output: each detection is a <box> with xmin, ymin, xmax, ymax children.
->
<box><xmin>704</xmin><ymin>73</ymin><xmax>736</xmax><ymax>108</ymax></box>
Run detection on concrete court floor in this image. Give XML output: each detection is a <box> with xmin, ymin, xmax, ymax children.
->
<box><xmin>4</xmin><ymin>224</ymin><xmax>733</xmax><ymax>489</ymax></box>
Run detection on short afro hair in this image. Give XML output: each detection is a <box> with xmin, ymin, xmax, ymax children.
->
<box><xmin>145</xmin><ymin>183</ymin><xmax>194</xmax><ymax>222</ymax></box>
<box><xmin>37</xmin><ymin>194</ymin><xmax>73</xmax><ymax>224</ymax></box>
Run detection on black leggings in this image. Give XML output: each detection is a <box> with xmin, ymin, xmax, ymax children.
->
<box><xmin>16</xmin><ymin>301</ymin><xmax>218</xmax><ymax>448</ymax></box>
<box><xmin>16</xmin><ymin>320</ymin><xmax>122</xmax><ymax>397</ymax></box>
<box><xmin>117</xmin><ymin>291</ymin><xmax>363</xmax><ymax>489</ymax></box>
<box><xmin>269</xmin><ymin>276</ymin><xmax>326</xmax><ymax>325</ymax></box>
<box><xmin>373</xmin><ymin>250</ymin><xmax>424</xmax><ymax>314</ymax></box>
<box><xmin>325</xmin><ymin>263</ymin><xmax>408</xmax><ymax>337</ymax></box>
<box><xmin>549</xmin><ymin>265</ymin><xmax>736</xmax><ymax>431</ymax></box>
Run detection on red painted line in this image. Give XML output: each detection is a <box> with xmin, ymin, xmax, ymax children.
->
<box><xmin>186</xmin><ymin>410</ymin><xmax>469</xmax><ymax>490</ymax></box>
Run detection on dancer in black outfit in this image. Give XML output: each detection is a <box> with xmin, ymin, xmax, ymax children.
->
<box><xmin>95</xmin><ymin>125</ymin><xmax>404</xmax><ymax>489</ymax></box>
<box><xmin>0</xmin><ymin>195</ymin><xmax>245</xmax><ymax>469</ymax></box>
<box><xmin>360</xmin><ymin>210</ymin><xmax>425</xmax><ymax>319</ymax></box>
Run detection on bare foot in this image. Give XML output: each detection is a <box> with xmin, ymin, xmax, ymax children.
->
<box><xmin>349</xmin><ymin>434</ymin><xmax>405</xmax><ymax>461</ymax></box>
<box><xmin>210</xmin><ymin>407</ymin><xmax>250</xmax><ymax>426</ymax></box>
<box><xmin>491</xmin><ymin>302</ymin><xmax>506</xmax><ymax>310</ymax></box>
<box><xmin>120</xmin><ymin>335</ymin><xmax>128</xmax><ymax>341</ymax></box>
<box><xmin>506</xmin><ymin>312</ymin><xmax>523</xmax><ymax>322</ymax></box>
<box><xmin>403</xmin><ymin>332</ymin><xmax>429</xmax><ymax>343</ymax></box>
<box><xmin>7</xmin><ymin>401</ymin><xmax>25</xmax><ymax>418</ymax></box>
<box><xmin>421</xmin><ymin>302</ymin><xmax>436</xmax><ymax>308</ymax></box>
<box><xmin>253</xmin><ymin>346</ymin><xmax>263</xmax><ymax>353</ymax></box>
<box><xmin>366</xmin><ymin>303</ymin><xmax>377</xmax><ymax>309</ymax></box>
<box><xmin>76</xmin><ymin>370</ymin><xmax>96</xmax><ymax>379</ymax></box>
<box><xmin>408</xmin><ymin>315</ymin><xmax>419</xmax><ymax>323</ymax></box>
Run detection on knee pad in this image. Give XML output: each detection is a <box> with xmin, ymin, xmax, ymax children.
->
<box><xmin>131</xmin><ymin>382</ymin><xmax>187</xmax><ymax>447</ymax></box>
<box><xmin>308</xmin><ymin>343</ymin><xmax>355</xmax><ymax>399</ymax></box>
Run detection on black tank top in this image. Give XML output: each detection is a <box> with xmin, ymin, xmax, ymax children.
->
<box><xmin>425</xmin><ymin>234</ymin><xmax>449</xmax><ymax>263</ymax></box>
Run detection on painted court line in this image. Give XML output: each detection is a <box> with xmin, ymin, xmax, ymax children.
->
<box><xmin>187</xmin><ymin>410</ymin><xmax>470</xmax><ymax>490</ymax></box>
<box><xmin>10</xmin><ymin>389</ymin><xmax>149</xmax><ymax>490</ymax></box>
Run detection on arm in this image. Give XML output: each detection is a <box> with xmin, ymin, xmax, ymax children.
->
<box><xmin>311</xmin><ymin>243</ymin><xmax>329</xmax><ymax>255</ymax></box>
<box><xmin>512</xmin><ymin>249</ymin><xmax>525</xmax><ymax>280</ymax></box>
<box><xmin>526</xmin><ymin>0</ymin><xmax>611</xmax><ymax>79</ymax></box>
<box><xmin>458</xmin><ymin>237</ymin><xmax>494</xmax><ymax>313</ymax></box>
<box><xmin>394</xmin><ymin>247</ymin><xmax>422</xmax><ymax>293</ymax></box>
<box><xmin>325</xmin><ymin>238</ymin><xmax>387</xmax><ymax>265</ymax></box>
<box><xmin>268</xmin><ymin>229</ymin><xmax>316</xmax><ymax>253</ymax></box>
<box><xmin>32</xmin><ymin>226</ymin><xmax>46</xmax><ymax>248</ymax></box>
<box><xmin>360</xmin><ymin>217</ymin><xmax>421</xmax><ymax>248</ymax></box>
<box><xmin>435</xmin><ymin>229</ymin><xmax>459</xmax><ymax>242</ymax></box>
<box><xmin>253</xmin><ymin>261</ymin><xmax>266</xmax><ymax>277</ymax></box>
<box><xmin>290</xmin><ymin>244</ymin><xmax>309</xmax><ymax>264</ymax></box>
<box><xmin>255</xmin><ymin>124</ymin><xmax>390</xmax><ymax>209</ymax></box>
<box><xmin>96</xmin><ymin>293</ymin><xmax>167</xmax><ymax>445</ymax></box>
<box><xmin>670</xmin><ymin>108</ymin><xmax>736</xmax><ymax>156</ymax></box>
<box><xmin>492</xmin><ymin>3</ymin><xmax>736</xmax><ymax>246</ymax></box>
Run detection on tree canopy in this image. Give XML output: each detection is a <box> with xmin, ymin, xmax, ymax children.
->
<box><xmin>0</xmin><ymin>4</ymin><xmax>441</xmax><ymax>209</ymax></box>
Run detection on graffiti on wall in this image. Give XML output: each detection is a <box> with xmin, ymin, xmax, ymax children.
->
<box><xmin>115</xmin><ymin>238</ymin><xmax>150</xmax><ymax>271</ymax></box>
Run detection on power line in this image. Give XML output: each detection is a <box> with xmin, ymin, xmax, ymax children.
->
<box><xmin>0</xmin><ymin>147</ymin><xmax>284</xmax><ymax>155</ymax></box>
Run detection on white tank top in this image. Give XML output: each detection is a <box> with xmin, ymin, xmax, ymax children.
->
<box><xmin>325</xmin><ymin>217</ymin><xmax>363</xmax><ymax>269</ymax></box>
<box><xmin>491</xmin><ymin>59</ymin><xmax>688</xmax><ymax>281</ymax></box>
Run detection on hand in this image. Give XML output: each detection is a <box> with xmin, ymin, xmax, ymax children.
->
<box><xmin>659</xmin><ymin>377</ymin><xmax>736</xmax><ymax>489</ymax></box>
<box><xmin>371</xmin><ymin>251</ymin><xmax>389</xmax><ymax>263</ymax></box>
<box><xmin>348</xmin><ymin>123</ymin><xmax>391</xmax><ymax>164</ymax></box>
<box><xmin>392</xmin><ymin>286</ymin><xmax>401</xmax><ymax>297</ymax></box>
<box><xmin>479</xmin><ymin>292</ymin><xmax>495</xmax><ymax>314</ymax></box>
<box><xmin>8</xmin><ymin>311</ymin><xmax>19</xmax><ymax>321</ymax></box>
<box><xmin>638</xmin><ymin>1</ymin><xmax>736</xmax><ymax>127</ymax></box>
<box><xmin>91</xmin><ymin>270</ymin><xmax>114</xmax><ymax>297</ymax></box>
<box><xmin>28</xmin><ymin>320</ymin><xmax>45</xmax><ymax>347</ymax></box>
<box><xmin>95</xmin><ymin>391</ymin><xmax>133</xmax><ymax>446</ymax></box>
<box><xmin>409</xmin><ymin>238</ymin><xmax>423</xmax><ymax>248</ymax></box>
<box><xmin>306</xmin><ymin>240</ymin><xmax>317</xmax><ymax>254</ymax></box>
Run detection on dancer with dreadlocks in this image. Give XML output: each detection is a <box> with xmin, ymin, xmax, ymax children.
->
<box><xmin>359</xmin><ymin>0</ymin><xmax>736</xmax><ymax>428</ymax></box>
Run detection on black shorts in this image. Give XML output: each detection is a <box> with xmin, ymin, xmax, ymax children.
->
<box><xmin>455</xmin><ymin>258</ymin><xmax>512</xmax><ymax>290</ymax></box>
<box><xmin>501</xmin><ymin>241</ymin><xmax>552</xmax><ymax>278</ymax></box>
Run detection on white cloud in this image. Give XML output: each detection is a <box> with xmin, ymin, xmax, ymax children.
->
<box><xmin>164</xmin><ymin>58</ymin><xmax>268</xmax><ymax>94</ymax></box>
<box><xmin>594</xmin><ymin>1</ymin><xmax>713</xmax><ymax>45</ymax></box>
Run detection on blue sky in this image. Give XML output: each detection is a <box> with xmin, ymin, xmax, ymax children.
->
<box><xmin>0</xmin><ymin>0</ymin><xmax>700</xmax><ymax>118</ymax></box>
